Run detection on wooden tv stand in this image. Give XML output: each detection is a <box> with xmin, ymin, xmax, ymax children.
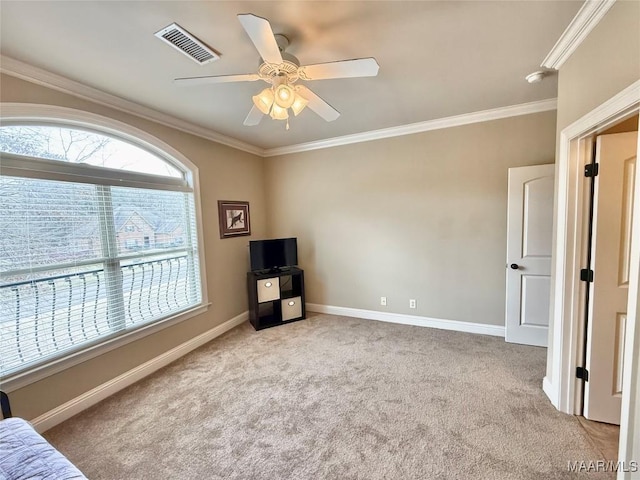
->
<box><xmin>247</xmin><ymin>267</ymin><xmax>306</xmax><ymax>330</ymax></box>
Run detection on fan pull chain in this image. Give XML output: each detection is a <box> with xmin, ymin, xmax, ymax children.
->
<box><xmin>286</xmin><ymin>119</ymin><xmax>290</xmax><ymax>130</ymax></box>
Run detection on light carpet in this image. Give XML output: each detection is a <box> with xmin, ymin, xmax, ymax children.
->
<box><xmin>44</xmin><ymin>313</ymin><xmax>611</xmax><ymax>479</ymax></box>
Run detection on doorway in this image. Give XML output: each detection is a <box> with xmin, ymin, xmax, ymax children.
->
<box><xmin>581</xmin><ymin>124</ymin><xmax>638</xmax><ymax>426</ymax></box>
<box><xmin>572</xmin><ymin>118</ymin><xmax>639</xmax><ymax>462</ymax></box>
<box><xmin>545</xmin><ymin>80</ymin><xmax>640</xmax><ymax>472</ymax></box>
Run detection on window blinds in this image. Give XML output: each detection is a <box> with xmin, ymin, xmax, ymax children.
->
<box><xmin>0</xmin><ymin>171</ymin><xmax>201</xmax><ymax>376</ymax></box>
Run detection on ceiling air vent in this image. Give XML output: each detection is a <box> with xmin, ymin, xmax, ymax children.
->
<box><xmin>155</xmin><ymin>23</ymin><xmax>219</xmax><ymax>65</ymax></box>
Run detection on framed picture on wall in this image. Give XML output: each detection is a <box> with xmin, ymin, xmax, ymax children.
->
<box><xmin>218</xmin><ymin>200</ymin><xmax>251</xmax><ymax>238</ymax></box>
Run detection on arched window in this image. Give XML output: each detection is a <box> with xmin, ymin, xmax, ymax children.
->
<box><xmin>0</xmin><ymin>121</ymin><xmax>204</xmax><ymax>377</ymax></box>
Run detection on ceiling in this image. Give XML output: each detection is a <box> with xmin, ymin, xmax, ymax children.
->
<box><xmin>0</xmin><ymin>1</ymin><xmax>582</xmax><ymax>151</ymax></box>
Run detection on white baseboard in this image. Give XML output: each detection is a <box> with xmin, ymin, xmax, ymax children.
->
<box><xmin>306</xmin><ymin>303</ymin><xmax>505</xmax><ymax>337</ymax></box>
<box><xmin>31</xmin><ymin>311</ymin><xmax>248</xmax><ymax>433</ymax></box>
<box><xmin>542</xmin><ymin>376</ymin><xmax>559</xmax><ymax>409</ymax></box>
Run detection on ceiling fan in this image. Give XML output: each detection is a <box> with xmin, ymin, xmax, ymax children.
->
<box><xmin>174</xmin><ymin>14</ymin><xmax>380</xmax><ymax>129</ymax></box>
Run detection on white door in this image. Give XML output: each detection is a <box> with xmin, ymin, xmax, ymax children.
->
<box><xmin>584</xmin><ymin>131</ymin><xmax>638</xmax><ymax>425</ymax></box>
<box><xmin>505</xmin><ymin>164</ymin><xmax>555</xmax><ymax>346</ymax></box>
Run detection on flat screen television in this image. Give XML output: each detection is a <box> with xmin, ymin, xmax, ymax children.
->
<box><xmin>249</xmin><ymin>237</ymin><xmax>298</xmax><ymax>272</ymax></box>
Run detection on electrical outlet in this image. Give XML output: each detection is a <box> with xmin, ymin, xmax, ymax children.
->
<box><xmin>409</xmin><ymin>299</ymin><xmax>417</xmax><ymax>309</ymax></box>
<box><xmin>380</xmin><ymin>296</ymin><xmax>387</xmax><ymax>306</ymax></box>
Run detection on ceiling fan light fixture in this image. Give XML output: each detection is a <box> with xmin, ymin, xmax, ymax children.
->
<box><xmin>176</xmin><ymin>14</ymin><xmax>380</xmax><ymax>128</ymax></box>
<box><xmin>270</xmin><ymin>103</ymin><xmax>289</xmax><ymax>120</ymax></box>
<box><xmin>252</xmin><ymin>88</ymin><xmax>274</xmax><ymax>115</ymax></box>
<box><xmin>274</xmin><ymin>84</ymin><xmax>296</xmax><ymax>108</ymax></box>
<box><xmin>290</xmin><ymin>93</ymin><xmax>308</xmax><ymax>116</ymax></box>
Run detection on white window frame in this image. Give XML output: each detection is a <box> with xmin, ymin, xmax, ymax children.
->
<box><xmin>0</xmin><ymin>103</ymin><xmax>210</xmax><ymax>392</ymax></box>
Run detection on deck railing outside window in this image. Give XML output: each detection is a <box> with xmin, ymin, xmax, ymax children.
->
<box><xmin>0</xmin><ymin>254</ymin><xmax>196</xmax><ymax>375</ymax></box>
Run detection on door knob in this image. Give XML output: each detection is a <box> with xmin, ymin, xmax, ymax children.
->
<box><xmin>510</xmin><ymin>264</ymin><xmax>520</xmax><ymax>270</ymax></box>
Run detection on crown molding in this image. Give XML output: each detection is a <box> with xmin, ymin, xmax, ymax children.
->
<box><xmin>0</xmin><ymin>55</ymin><xmax>264</xmax><ymax>157</ymax></box>
<box><xmin>1</xmin><ymin>55</ymin><xmax>557</xmax><ymax>159</ymax></box>
<box><xmin>541</xmin><ymin>0</ymin><xmax>616</xmax><ymax>70</ymax></box>
<box><xmin>263</xmin><ymin>98</ymin><xmax>558</xmax><ymax>157</ymax></box>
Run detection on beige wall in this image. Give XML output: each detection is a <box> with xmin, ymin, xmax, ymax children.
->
<box><xmin>556</xmin><ymin>1</ymin><xmax>640</xmax><ymax>133</ymax></box>
<box><xmin>546</xmin><ymin>0</ymin><xmax>640</xmax><ymax>385</ymax></box>
<box><xmin>0</xmin><ymin>74</ymin><xmax>266</xmax><ymax>420</ymax></box>
<box><xmin>265</xmin><ymin>111</ymin><xmax>556</xmax><ymax>326</ymax></box>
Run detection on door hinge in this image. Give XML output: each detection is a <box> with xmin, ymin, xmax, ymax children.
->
<box><xmin>576</xmin><ymin>366</ymin><xmax>589</xmax><ymax>382</ymax></box>
<box><xmin>584</xmin><ymin>163</ymin><xmax>599</xmax><ymax>177</ymax></box>
<box><xmin>580</xmin><ymin>269</ymin><xmax>594</xmax><ymax>282</ymax></box>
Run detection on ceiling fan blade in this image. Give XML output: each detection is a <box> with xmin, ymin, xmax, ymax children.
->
<box><xmin>174</xmin><ymin>73</ymin><xmax>261</xmax><ymax>86</ymax></box>
<box><xmin>298</xmin><ymin>58</ymin><xmax>379</xmax><ymax>81</ymax></box>
<box><xmin>237</xmin><ymin>14</ymin><xmax>283</xmax><ymax>65</ymax></box>
<box><xmin>296</xmin><ymin>85</ymin><xmax>340</xmax><ymax>122</ymax></box>
<box><xmin>243</xmin><ymin>105</ymin><xmax>264</xmax><ymax>126</ymax></box>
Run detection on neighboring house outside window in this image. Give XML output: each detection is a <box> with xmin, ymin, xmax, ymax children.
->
<box><xmin>0</xmin><ymin>121</ymin><xmax>204</xmax><ymax>379</ymax></box>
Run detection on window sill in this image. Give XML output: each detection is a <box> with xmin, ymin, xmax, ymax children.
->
<box><xmin>1</xmin><ymin>302</ymin><xmax>211</xmax><ymax>393</ymax></box>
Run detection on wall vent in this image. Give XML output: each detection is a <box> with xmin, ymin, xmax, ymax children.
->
<box><xmin>155</xmin><ymin>23</ymin><xmax>219</xmax><ymax>65</ymax></box>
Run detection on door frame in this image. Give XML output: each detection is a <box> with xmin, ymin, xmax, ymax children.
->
<box><xmin>545</xmin><ymin>80</ymin><xmax>639</xmax><ymax>472</ymax></box>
